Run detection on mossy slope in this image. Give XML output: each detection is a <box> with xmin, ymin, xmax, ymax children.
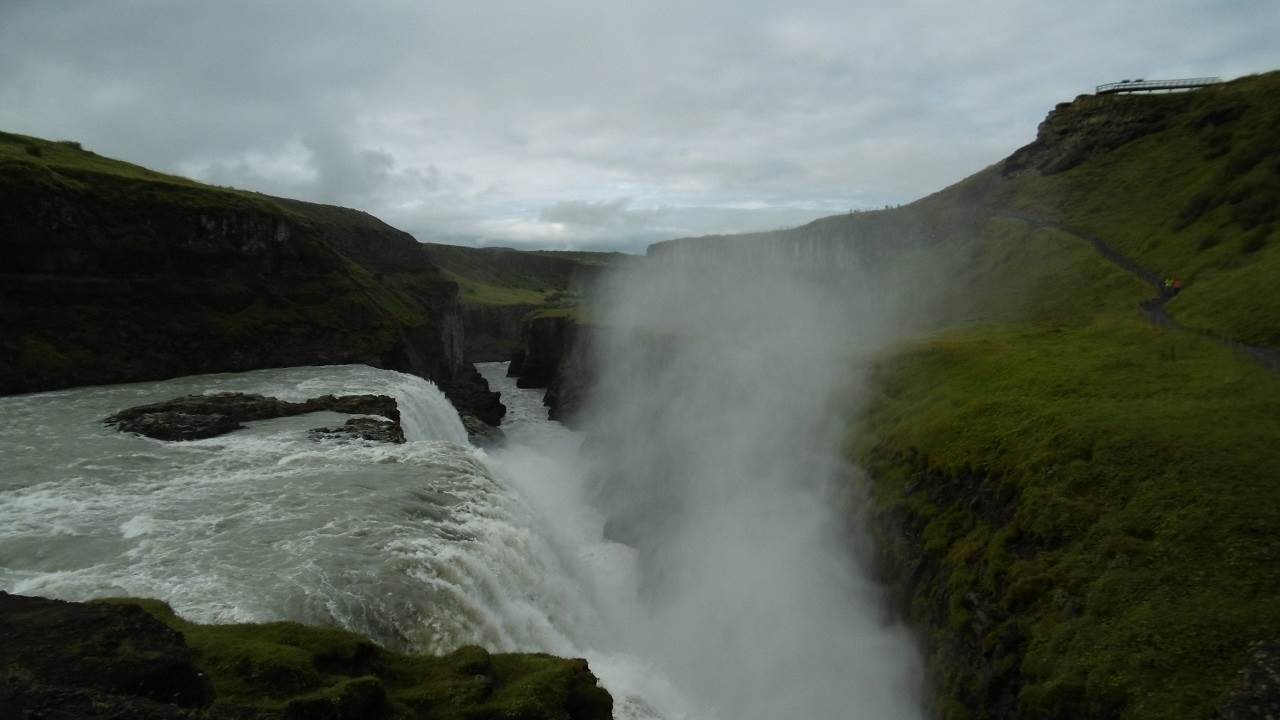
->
<box><xmin>842</xmin><ymin>73</ymin><xmax>1280</xmax><ymax>719</ymax></box>
<box><xmin>652</xmin><ymin>71</ymin><xmax>1280</xmax><ymax>719</ymax></box>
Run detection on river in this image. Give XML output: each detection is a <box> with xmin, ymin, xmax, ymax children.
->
<box><xmin>0</xmin><ymin>354</ymin><xmax>922</xmax><ymax>718</ymax></box>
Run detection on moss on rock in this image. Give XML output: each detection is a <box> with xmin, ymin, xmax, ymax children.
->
<box><xmin>1</xmin><ymin>593</ymin><xmax>611</xmax><ymax>720</ymax></box>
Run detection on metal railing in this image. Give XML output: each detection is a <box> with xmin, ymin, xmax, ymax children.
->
<box><xmin>1095</xmin><ymin>77</ymin><xmax>1221</xmax><ymax>95</ymax></box>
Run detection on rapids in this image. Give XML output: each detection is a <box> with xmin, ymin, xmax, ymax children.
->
<box><xmin>0</xmin><ymin>357</ymin><xmax>922</xmax><ymax>719</ymax></box>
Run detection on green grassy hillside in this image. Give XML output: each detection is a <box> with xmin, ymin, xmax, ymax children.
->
<box><xmin>993</xmin><ymin>72</ymin><xmax>1280</xmax><ymax>345</ymax></box>
<box><xmin>844</xmin><ymin>72</ymin><xmax>1280</xmax><ymax>719</ymax></box>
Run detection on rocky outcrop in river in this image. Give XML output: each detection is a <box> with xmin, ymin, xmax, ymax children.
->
<box><xmin>105</xmin><ymin>392</ymin><xmax>403</xmax><ymax>441</ymax></box>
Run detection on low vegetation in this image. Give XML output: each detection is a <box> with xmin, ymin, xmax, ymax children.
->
<box><xmin>990</xmin><ymin>72</ymin><xmax>1280</xmax><ymax>346</ymax></box>
<box><xmin>847</xmin><ymin>71</ymin><xmax>1280</xmax><ymax>719</ymax></box>
<box><xmin>99</xmin><ymin>598</ymin><xmax>611</xmax><ymax>720</ymax></box>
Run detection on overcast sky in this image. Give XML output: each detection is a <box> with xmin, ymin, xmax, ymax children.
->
<box><xmin>2</xmin><ymin>1</ymin><xmax>1277</xmax><ymax>252</ymax></box>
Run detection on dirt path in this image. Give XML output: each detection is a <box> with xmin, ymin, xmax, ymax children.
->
<box><xmin>998</xmin><ymin>212</ymin><xmax>1280</xmax><ymax>372</ymax></box>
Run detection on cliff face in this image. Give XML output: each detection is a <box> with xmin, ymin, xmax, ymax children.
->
<box><xmin>422</xmin><ymin>242</ymin><xmax>624</xmax><ymax>364</ymax></box>
<box><xmin>461</xmin><ymin>303</ymin><xmax>539</xmax><ymax>362</ymax></box>
<box><xmin>0</xmin><ymin>132</ymin><xmax>501</xmax><ymax>424</ymax></box>
<box><xmin>543</xmin><ymin>322</ymin><xmax>596</xmax><ymax>426</ymax></box>
<box><xmin>506</xmin><ymin>314</ymin><xmax>596</xmax><ymax>426</ymax></box>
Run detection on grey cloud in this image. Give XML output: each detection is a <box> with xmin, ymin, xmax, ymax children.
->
<box><xmin>302</xmin><ymin>130</ymin><xmax>395</xmax><ymax>205</ymax></box>
<box><xmin>540</xmin><ymin>199</ymin><xmax>658</xmax><ymax>229</ymax></box>
<box><xmin>1</xmin><ymin>0</ymin><xmax>1278</xmax><ymax>252</ymax></box>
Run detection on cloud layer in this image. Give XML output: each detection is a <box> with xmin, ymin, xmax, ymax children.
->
<box><xmin>2</xmin><ymin>0</ymin><xmax>1277</xmax><ymax>251</ymax></box>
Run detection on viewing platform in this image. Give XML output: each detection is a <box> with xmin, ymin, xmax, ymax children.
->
<box><xmin>1096</xmin><ymin>77</ymin><xmax>1221</xmax><ymax>95</ymax></box>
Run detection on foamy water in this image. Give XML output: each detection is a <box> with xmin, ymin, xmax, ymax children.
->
<box><xmin>0</xmin><ymin>363</ymin><xmax>693</xmax><ymax>720</ymax></box>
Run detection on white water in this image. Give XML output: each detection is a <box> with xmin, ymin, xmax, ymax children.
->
<box><xmin>1</xmin><ymin>351</ymin><xmax>923</xmax><ymax>718</ymax></box>
<box><xmin>0</xmin><ymin>363</ymin><xmax>691</xmax><ymax>719</ymax></box>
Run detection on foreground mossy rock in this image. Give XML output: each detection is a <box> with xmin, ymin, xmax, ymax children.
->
<box><xmin>0</xmin><ymin>592</ymin><xmax>612</xmax><ymax>720</ymax></box>
<box><xmin>105</xmin><ymin>392</ymin><xmax>402</xmax><ymax>441</ymax></box>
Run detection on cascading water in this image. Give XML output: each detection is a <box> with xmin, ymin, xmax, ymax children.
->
<box><xmin>0</xmin><ymin>362</ymin><xmax>694</xmax><ymax>719</ymax></box>
<box><xmin>1</xmin><ymin>242</ymin><xmax>932</xmax><ymax>719</ymax></box>
<box><xmin>0</xmin><ymin>366</ymin><xmax>568</xmax><ymax>651</ymax></box>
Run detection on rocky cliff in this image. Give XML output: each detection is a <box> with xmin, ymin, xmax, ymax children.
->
<box><xmin>460</xmin><ymin>302</ymin><xmax>540</xmax><ymax>362</ymax></box>
<box><xmin>422</xmin><ymin>242</ymin><xmax>624</xmax><ymax>363</ymax></box>
<box><xmin>0</xmin><ymin>132</ymin><xmax>502</xmax><ymax>425</ymax></box>
<box><xmin>506</xmin><ymin>313</ymin><xmax>596</xmax><ymax>426</ymax></box>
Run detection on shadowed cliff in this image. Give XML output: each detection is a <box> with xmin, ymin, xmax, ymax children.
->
<box><xmin>0</xmin><ymin>131</ymin><xmax>501</xmax><ymax>424</ymax></box>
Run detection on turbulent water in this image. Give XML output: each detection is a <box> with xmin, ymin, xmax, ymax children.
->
<box><xmin>2</xmin><ymin>339</ymin><xmax>924</xmax><ymax>719</ymax></box>
<box><xmin>0</xmin><ymin>363</ymin><xmax>687</xmax><ymax>718</ymax></box>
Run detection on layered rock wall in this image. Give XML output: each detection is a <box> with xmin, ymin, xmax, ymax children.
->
<box><xmin>0</xmin><ymin>174</ymin><xmax>502</xmax><ymax>423</ymax></box>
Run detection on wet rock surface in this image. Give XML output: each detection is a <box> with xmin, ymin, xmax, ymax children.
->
<box><xmin>105</xmin><ymin>392</ymin><xmax>402</xmax><ymax>441</ymax></box>
<box><xmin>461</xmin><ymin>413</ymin><xmax>507</xmax><ymax>447</ymax></box>
<box><xmin>309</xmin><ymin>416</ymin><xmax>406</xmax><ymax>444</ymax></box>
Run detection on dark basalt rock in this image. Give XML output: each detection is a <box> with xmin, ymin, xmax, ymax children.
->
<box><xmin>514</xmin><ymin>317</ymin><xmax>570</xmax><ymax>389</ymax></box>
<box><xmin>0</xmin><ymin>592</ymin><xmax>212</xmax><ymax>715</ymax></box>
<box><xmin>107</xmin><ymin>411</ymin><xmax>245</xmax><ymax>441</ymax></box>
<box><xmin>0</xmin><ymin>150</ymin><xmax>504</xmax><ymax>424</ymax></box>
<box><xmin>506</xmin><ymin>315</ymin><xmax>598</xmax><ymax>427</ymax></box>
<box><xmin>105</xmin><ymin>392</ymin><xmax>402</xmax><ymax>441</ymax></box>
<box><xmin>442</xmin><ymin>364</ymin><xmax>505</xmax><ymax>426</ymax></box>
<box><xmin>461</xmin><ymin>414</ymin><xmax>507</xmax><ymax>448</ymax></box>
<box><xmin>1003</xmin><ymin>91</ymin><xmax>1192</xmax><ymax>176</ymax></box>
<box><xmin>310</xmin><ymin>417</ymin><xmax>406</xmax><ymax>444</ymax></box>
<box><xmin>507</xmin><ymin>348</ymin><xmax>526</xmax><ymax>376</ymax></box>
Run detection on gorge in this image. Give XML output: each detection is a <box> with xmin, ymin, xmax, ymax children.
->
<box><xmin>2</xmin><ymin>70</ymin><xmax>1279</xmax><ymax>720</ymax></box>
